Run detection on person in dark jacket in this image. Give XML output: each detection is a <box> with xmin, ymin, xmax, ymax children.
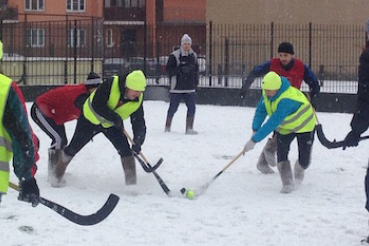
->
<box><xmin>342</xmin><ymin>19</ymin><xmax>369</xmax><ymax>242</ymax></box>
<box><xmin>12</xmin><ymin>82</ymin><xmax>40</xmax><ymax>177</ymax></box>
<box><xmin>243</xmin><ymin>72</ymin><xmax>316</xmax><ymax>193</ymax></box>
<box><xmin>31</xmin><ymin>72</ymin><xmax>101</xmax><ymax>180</ymax></box>
<box><xmin>51</xmin><ymin>70</ymin><xmax>147</xmax><ymax>188</ymax></box>
<box><xmin>239</xmin><ymin>42</ymin><xmax>320</xmax><ymax>174</ymax></box>
<box><xmin>165</xmin><ymin>34</ymin><xmax>199</xmax><ymax>134</ymax></box>
<box><xmin>0</xmin><ymin>39</ymin><xmax>39</xmax><ymax>206</ymax></box>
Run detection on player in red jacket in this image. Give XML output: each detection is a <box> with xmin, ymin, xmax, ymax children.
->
<box><xmin>30</xmin><ymin>72</ymin><xmax>101</xmax><ymax>180</ymax></box>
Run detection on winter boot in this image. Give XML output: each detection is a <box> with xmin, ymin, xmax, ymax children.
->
<box><xmin>263</xmin><ymin>137</ymin><xmax>277</xmax><ymax>167</ymax></box>
<box><xmin>48</xmin><ymin>149</ymin><xmax>62</xmax><ymax>181</ymax></box>
<box><xmin>50</xmin><ymin>150</ymin><xmax>72</xmax><ymax>188</ymax></box>
<box><xmin>165</xmin><ymin>116</ymin><xmax>172</xmax><ymax>132</ymax></box>
<box><xmin>121</xmin><ymin>155</ymin><xmax>137</xmax><ymax>185</ymax></box>
<box><xmin>185</xmin><ymin>116</ymin><xmax>198</xmax><ymax>135</ymax></box>
<box><xmin>294</xmin><ymin>160</ymin><xmax>305</xmax><ymax>186</ymax></box>
<box><xmin>277</xmin><ymin>160</ymin><xmax>295</xmax><ymax>194</ymax></box>
<box><xmin>256</xmin><ymin>152</ymin><xmax>275</xmax><ymax>174</ymax></box>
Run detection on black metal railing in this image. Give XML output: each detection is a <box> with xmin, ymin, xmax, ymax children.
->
<box><xmin>0</xmin><ymin>17</ymin><xmax>365</xmax><ymax>94</ymax></box>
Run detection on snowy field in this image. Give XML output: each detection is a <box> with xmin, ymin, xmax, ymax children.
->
<box><xmin>2</xmin><ymin>100</ymin><xmax>369</xmax><ymax>246</ymax></box>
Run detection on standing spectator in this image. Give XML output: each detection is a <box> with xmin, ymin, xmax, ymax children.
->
<box><xmin>242</xmin><ymin>72</ymin><xmax>316</xmax><ymax>193</ymax></box>
<box><xmin>342</xmin><ymin>18</ymin><xmax>369</xmax><ymax>243</ymax></box>
<box><xmin>165</xmin><ymin>34</ymin><xmax>199</xmax><ymax>134</ymax></box>
<box><xmin>239</xmin><ymin>42</ymin><xmax>320</xmax><ymax>174</ymax></box>
<box><xmin>31</xmin><ymin>72</ymin><xmax>101</xmax><ymax>179</ymax></box>
<box><xmin>0</xmin><ymin>41</ymin><xmax>39</xmax><ymax>205</ymax></box>
<box><xmin>51</xmin><ymin>71</ymin><xmax>147</xmax><ymax>188</ymax></box>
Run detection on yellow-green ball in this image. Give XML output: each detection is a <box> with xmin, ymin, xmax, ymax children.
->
<box><xmin>186</xmin><ymin>189</ymin><xmax>195</xmax><ymax>200</ymax></box>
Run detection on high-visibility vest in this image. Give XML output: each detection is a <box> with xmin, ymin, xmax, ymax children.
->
<box><xmin>0</xmin><ymin>74</ymin><xmax>14</xmax><ymax>194</ymax></box>
<box><xmin>83</xmin><ymin>76</ymin><xmax>143</xmax><ymax>128</ymax></box>
<box><xmin>263</xmin><ymin>86</ymin><xmax>316</xmax><ymax>135</ymax></box>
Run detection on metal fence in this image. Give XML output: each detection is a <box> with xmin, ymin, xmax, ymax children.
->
<box><xmin>0</xmin><ymin>17</ymin><xmax>366</xmax><ymax>94</ymax></box>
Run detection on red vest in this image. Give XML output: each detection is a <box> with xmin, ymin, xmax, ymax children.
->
<box><xmin>36</xmin><ymin>84</ymin><xmax>88</xmax><ymax>125</ymax></box>
<box><xmin>270</xmin><ymin>58</ymin><xmax>305</xmax><ymax>89</ymax></box>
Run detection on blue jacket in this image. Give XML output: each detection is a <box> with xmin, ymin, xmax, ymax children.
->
<box><xmin>251</xmin><ymin>77</ymin><xmax>302</xmax><ymax>142</ymax></box>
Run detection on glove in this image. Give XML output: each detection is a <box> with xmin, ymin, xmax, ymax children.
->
<box><xmin>18</xmin><ymin>178</ymin><xmax>40</xmax><ymax>207</ymax></box>
<box><xmin>243</xmin><ymin>139</ymin><xmax>256</xmax><ymax>155</ymax></box>
<box><xmin>342</xmin><ymin>130</ymin><xmax>360</xmax><ymax>150</ymax></box>
<box><xmin>131</xmin><ymin>144</ymin><xmax>141</xmax><ymax>154</ymax></box>
<box><xmin>113</xmin><ymin>117</ymin><xmax>123</xmax><ymax>129</ymax></box>
<box><xmin>309</xmin><ymin>84</ymin><xmax>320</xmax><ymax>98</ymax></box>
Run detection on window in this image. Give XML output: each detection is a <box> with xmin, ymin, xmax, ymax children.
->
<box><xmin>25</xmin><ymin>0</ymin><xmax>44</xmax><ymax>11</ymax></box>
<box><xmin>68</xmin><ymin>29</ymin><xmax>86</xmax><ymax>47</ymax></box>
<box><xmin>66</xmin><ymin>0</ymin><xmax>85</xmax><ymax>12</ymax></box>
<box><xmin>106</xmin><ymin>29</ymin><xmax>114</xmax><ymax>47</ymax></box>
<box><xmin>105</xmin><ymin>0</ymin><xmax>145</xmax><ymax>7</ymax></box>
<box><xmin>26</xmin><ymin>28</ymin><xmax>45</xmax><ymax>47</ymax></box>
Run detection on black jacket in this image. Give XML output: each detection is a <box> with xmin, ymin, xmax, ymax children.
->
<box><xmin>166</xmin><ymin>48</ymin><xmax>199</xmax><ymax>93</ymax></box>
<box><xmin>351</xmin><ymin>42</ymin><xmax>369</xmax><ymax>135</ymax></box>
<box><xmin>90</xmin><ymin>75</ymin><xmax>146</xmax><ymax>145</ymax></box>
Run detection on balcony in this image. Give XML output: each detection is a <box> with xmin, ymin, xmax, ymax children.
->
<box><xmin>104</xmin><ymin>7</ymin><xmax>145</xmax><ymax>22</ymax></box>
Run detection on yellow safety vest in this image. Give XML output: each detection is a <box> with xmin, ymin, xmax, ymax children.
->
<box><xmin>0</xmin><ymin>74</ymin><xmax>14</xmax><ymax>194</ymax></box>
<box><xmin>83</xmin><ymin>76</ymin><xmax>143</xmax><ymax>128</ymax></box>
<box><xmin>263</xmin><ymin>86</ymin><xmax>316</xmax><ymax>135</ymax></box>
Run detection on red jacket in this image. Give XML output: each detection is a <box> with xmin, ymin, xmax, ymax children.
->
<box><xmin>270</xmin><ymin>58</ymin><xmax>305</xmax><ymax>89</ymax></box>
<box><xmin>36</xmin><ymin>84</ymin><xmax>88</xmax><ymax>125</ymax></box>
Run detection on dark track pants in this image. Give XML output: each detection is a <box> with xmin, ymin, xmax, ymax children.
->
<box><xmin>64</xmin><ymin>115</ymin><xmax>132</xmax><ymax>158</ymax></box>
<box><xmin>276</xmin><ymin>130</ymin><xmax>315</xmax><ymax>168</ymax></box>
<box><xmin>30</xmin><ymin>103</ymin><xmax>67</xmax><ymax>149</ymax></box>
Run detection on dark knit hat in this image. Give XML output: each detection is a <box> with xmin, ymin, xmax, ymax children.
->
<box><xmin>278</xmin><ymin>42</ymin><xmax>294</xmax><ymax>55</ymax></box>
<box><xmin>85</xmin><ymin>72</ymin><xmax>101</xmax><ymax>87</ymax></box>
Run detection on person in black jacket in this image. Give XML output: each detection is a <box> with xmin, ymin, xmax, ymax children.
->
<box><xmin>342</xmin><ymin>18</ymin><xmax>369</xmax><ymax>242</ymax></box>
<box><xmin>165</xmin><ymin>34</ymin><xmax>199</xmax><ymax>134</ymax></box>
<box><xmin>51</xmin><ymin>71</ymin><xmax>147</xmax><ymax>188</ymax></box>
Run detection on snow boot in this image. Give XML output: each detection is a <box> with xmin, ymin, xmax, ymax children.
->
<box><xmin>121</xmin><ymin>155</ymin><xmax>137</xmax><ymax>185</ymax></box>
<box><xmin>48</xmin><ymin>148</ymin><xmax>61</xmax><ymax>180</ymax></box>
<box><xmin>256</xmin><ymin>152</ymin><xmax>275</xmax><ymax>174</ymax></box>
<box><xmin>277</xmin><ymin>160</ymin><xmax>295</xmax><ymax>194</ymax></box>
<box><xmin>185</xmin><ymin>116</ymin><xmax>198</xmax><ymax>135</ymax></box>
<box><xmin>263</xmin><ymin>137</ymin><xmax>277</xmax><ymax>167</ymax></box>
<box><xmin>294</xmin><ymin>160</ymin><xmax>305</xmax><ymax>186</ymax></box>
<box><xmin>165</xmin><ymin>116</ymin><xmax>172</xmax><ymax>132</ymax></box>
<box><xmin>50</xmin><ymin>150</ymin><xmax>72</xmax><ymax>188</ymax></box>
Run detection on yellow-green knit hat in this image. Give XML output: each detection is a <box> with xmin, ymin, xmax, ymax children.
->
<box><xmin>262</xmin><ymin>72</ymin><xmax>282</xmax><ymax>90</ymax></box>
<box><xmin>126</xmin><ymin>70</ymin><xmax>146</xmax><ymax>92</ymax></box>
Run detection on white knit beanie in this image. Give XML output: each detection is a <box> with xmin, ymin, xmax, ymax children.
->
<box><xmin>181</xmin><ymin>34</ymin><xmax>192</xmax><ymax>45</ymax></box>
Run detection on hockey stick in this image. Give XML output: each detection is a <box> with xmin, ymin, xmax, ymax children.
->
<box><xmin>313</xmin><ymin>109</ymin><xmax>369</xmax><ymax>149</ymax></box>
<box><xmin>133</xmin><ymin>153</ymin><xmax>172</xmax><ymax>195</ymax></box>
<box><xmin>180</xmin><ymin>150</ymin><xmax>244</xmax><ymax>197</ymax></box>
<box><xmin>316</xmin><ymin>124</ymin><xmax>369</xmax><ymax>149</ymax></box>
<box><xmin>9</xmin><ymin>182</ymin><xmax>120</xmax><ymax>226</ymax></box>
<box><xmin>123</xmin><ymin>129</ymin><xmax>163</xmax><ymax>173</ymax></box>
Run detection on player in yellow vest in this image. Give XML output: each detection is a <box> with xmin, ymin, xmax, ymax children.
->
<box><xmin>50</xmin><ymin>70</ymin><xmax>147</xmax><ymax>188</ymax></box>
<box><xmin>242</xmin><ymin>72</ymin><xmax>316</xmax><ymax>193</ymax></box>
<box><xmin>0</xmin><ymin>40</ymin><xmax>39</xmax><ymax>205</ymax></box>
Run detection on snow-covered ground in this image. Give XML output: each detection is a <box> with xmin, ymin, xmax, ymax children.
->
<box><xmin>2</xmin><ymin>100</ymin><xmax>369</xmax><ymax>246</ymax></box>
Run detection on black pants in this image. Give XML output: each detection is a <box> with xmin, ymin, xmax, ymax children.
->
<box><xmin>167</xmin><ymin>93</ymin><xmax>196</xmax><ymax>117</ymax></box>
<box><xmin>64</xmin><ymin>115</ymin><xmax>132</xmax><ymax>158</ymax></box>
<box><xmin>276</xmin><ymin>129</ymin><xmax>315</xmax><ymax>168</ymax></box>
<box><xmin>30</xmin><ymin>103</ymin><xmax>68</xmax><ymax>149</ymax></box>
<box><xmin>365</xmin><ymin>165</ymin><xmax>369</xmax><ymax>212</ymax></box>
